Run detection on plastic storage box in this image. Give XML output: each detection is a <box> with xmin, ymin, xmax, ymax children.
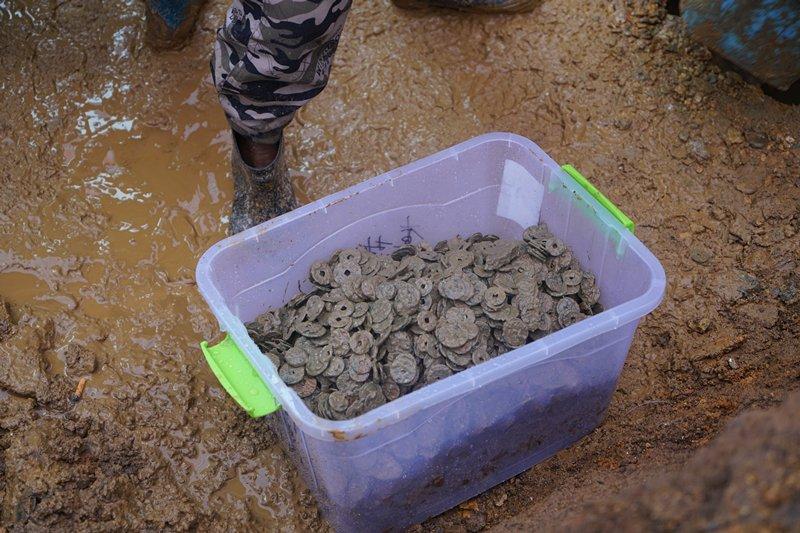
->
<box><xmin>197</xmin><ymin>133</ymin><xmax>666</xmax><ymax>532</ymax></box>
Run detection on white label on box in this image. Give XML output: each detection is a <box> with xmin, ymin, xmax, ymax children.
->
<box><xmin>496</xmin><ymin>159</ymin><xmax>543</xmax><ymax>228</ymax></box>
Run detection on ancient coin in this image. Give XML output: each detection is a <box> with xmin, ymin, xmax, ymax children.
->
<box><xmin>328</xmin><ymin>314</ymin><xmax>353</xmax><ymax>330</ymax></box>
<box><xmin>323</xmin><ymin>356</ymin><xmax>346</xmax><ymax>378</ymax></box>
<box><xmin>416</xmin><ymin>310</ymin><xmax>438</xmax><ymax>332</ymax></box>
<box><xmin>423</xmin><ymin>363</ymin><xmax>453</xmax><ymax>384</ymax></box>
<box><xmin>394</xmin><ymin>281</ymin><xmax>421</xmax><ymax>314</ymax></box>
<box><xmin>414</xmin><ymin>333</ymin><xmax>436</xmax><ymax>357</ymax></box>
<box><xmin>369</xmin><ymin>299</ymin><xmax>393</xmax><ymax>323</ymax></box>
<box><xmin>339</xmin><ymin>248</ymin><xmax>361</xmax><ymax>264</ymax></box>
<box><xmin>284</xmin><ymin>346</ymin><xmax>308</xmax><ymax>367</ymax></box>
<box><xmin>327</xmin><ymin>328</ymin><xmax>351</xmax><ymax>357</ymax></box>
<box><xmin>562</xmin><ymin>269</ymin><xmax>582</xmax><ymax>286</ymax></box>
<box><xmin>329</xmin><ymin>390</ymin><xmax>349</xmax><ymax>413</ymax></box>
<box><xmin>502</xmin><ymin>318</ymin><xmax>529</xmax><ymax>348</ymax></box>
<box><xmin>332</xmin><ymin>299</ymin><xmax>355</xmax><ymax>317</ymax></box>
<box><xmin>305</xmin><ymin>346</ymin><xmax>333</xmax><ymax>377</ymax></box>
<box><xmin>445</xmin><ymin>305</ymin><xmax>476</xmax><ymax>325</ymax></box>
<box><xmin>305</xmin><ymin>295</ymin><xmax>325</xmax><ymax>321</ymax></box>
<box><xmin>438</xmin><ymin>273</ymin><xmax>475</xmax><ymax>301</ymax></box>
<box><xmin>349</xmin><ymin>330</ymin><xmax>373</xmax><ymax>355</ymax></box>
<box><xmin>349</xmin><ymin>354</ymin><xmax>372</xmax><ymax>376</ymax></box>
<box><xmin>279</xmin><ymin>363</ymin><xmax>305</xmax><ymax>385</ymax></box>
<box><xmin>389</xmin><ymin>353</ymin><xmax>419</xmax><ymax>385</ymax></box>
<box><xmin>544</xmin><ymin>237</ymin><xmax>566</xmax><ymax>257</ymax></box>
<box><xmin>382</xmin><ymin>380</ymin><xmax>401</xmax><ymax>401</ymax></box>
<box><xmin>310</xmin><ymin>261</ymin><xmax>333</xmax><ymax>286</ymax></box>
<box><xmin>333</xmin><ymin>261</ymin><xmax>362</xmax><ymax>286</ymax></box>
<box><xmin>292</xmin><ymin>377</ymin><xmax>318</xmax><ymax>398</ymax></box>
<box><xmin>414</xmin><ymin>276</ymin><xmax>434</xmax><ymax>296</ymax></box>
<box><xmin>483</xmin><ymin>286</ymin><xmax>507</xmax><ymax>310</ymax></box>
<box><xmin>295</xmin><ymin>321</ymin><xmax>327</xmax><ymax>338</ymax></box>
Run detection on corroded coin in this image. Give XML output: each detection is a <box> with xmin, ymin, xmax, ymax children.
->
<box><xmin>329</xmin><ymin>390</ymin><xmax>349</xmax><ymax>412</ymax></box>
<box><xmin>306</xmin><ymin>346</ymin><xmax>333</xmax><ymax>377</ymax></box>
<box><xmin>305</xmin><ymin>295</ymin><xmax>325</xmax><ymax>321</ymax></box>
<box><xmin>438</xmin><ymin>273</ymin><xmax>475</xmax><ymax>301</ymax></box>
<box><xmin>349</xmin><ymin>354</ymin><xmax>372</xmax><ymax>375</ymax></box>
<box><xmin>445</xmin><ymin>305</ymin><xmax>476</xmax><ymax>325</ymax></box>
<box><xmin>333</xmin><ymin>261</ymin><xmax>362</xmax><ymax>285</ymax></box>
<box><xmin>414</xmin><ymin>333</ymin><xmax>435</xmax><ymax>357</ymax></box>
<box><xmin>349</xmin><ymin>330</ymin><xmax>373</xmax><ymax>355</ymax></box>
<box><xmin>328</xmin><ymin>314</ymin><xmax>353</xmax><ymax>330</ymax></box>
<box><xmin>502</xmin><ymin>318</ymin><xmax>529</xmax><ymax>348</ymax></box>
<box><xmin>389</xmin><ymin>353</ymin><xmax>419</xmax><ymax>385</ymax></box>
<box><xmin>310</xmin><ymin>261</ymin><xmax>333</xmax><ymax>286</ymax></box>
<box><xmin>369</xmin><ymin>299</ymin><xmax>393</xmax><ymax>323</ymax></box>
<box><xmin>416</xmin><ymin>310</ymin><xmax>437</xmax><ymax>332</ymax></box>
<box><xmin>424</xmin><ymin>363</ymin><xmax>452</xmax><ymax>384</ymax></box>
<box><xmin>323</xmin><ymin>356</ymin><xmax>346</xmax><ymax>378</ymax></box>
<box><xmin>394</xmin><ymin>281</ymin><xmax>421</xmax><ymax>314</ymax></box>
<box><xmin>296</xmin><ymin>321</ymin><xmax>327</xmax><ymax>338</ymax></box>
<box><xmin>332</xmin><ymin>299</ymin><xmax>355</xmax><ymax>317</ymax></box>
<box><xmin>414</xmin><ymin>277</ymin><xmax>433</xmax><ymax>296</ymax></box>
<box><xmin>328</xmin><ymin>328</ymin><xmax>351</xmax><ymax>356</ymax></box>
<box><xmin>279</xmin><ymin>363</ymin><xmax>305</xmax><ymax>385</ymax></box>
<box><xmin>544</xmin><ymin>237</ymin><xmax>566</xmax><ymax>257</ymax></box>
<box><xmin>292</xmin><ymin>377</ymin><xmax>318</xmax><ymax>398</ymax></box>
<box><xmin>382</xmin><ymin>380</ymin><xmax>401</xmax><ymax>401</ymax></box>
<box><xmin>284</xmin><ymin>346</ymin><xmax>308</xmax><ymax>367</ymax></box>
<box><xmin>376</xmin><ymin>281</ymin><xmax>397</xmax><ymax>300</ymax></box>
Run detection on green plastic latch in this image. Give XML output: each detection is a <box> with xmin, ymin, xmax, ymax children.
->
<box><xmin>200</xmin><ymin>334</ymin><xmax>280</xmax><ymax>418</ymax></box>
<box><xmin>561</xmin><ymin>164</ymin><xmax>635</xmax><ymax>234</ymax></box>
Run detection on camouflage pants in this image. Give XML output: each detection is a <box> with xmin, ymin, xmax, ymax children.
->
<box><xmin>212</xmin><ymin>0</ymin><xmax>352</xmax><ymax>145</ymax></box>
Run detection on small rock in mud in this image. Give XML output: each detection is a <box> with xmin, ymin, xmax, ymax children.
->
<box><xmin>64</xmin><ymin>343</ymin><xmax>97</xmax><ymax>376</ymax></box>
<box><xmin>688</xmin><ymin>316</ymin><xmax>712</xmax><ymax>334</ymax></box>
<box><xmin>689</xmin><ymin>245</ymin><xmax>714</xmax><ymax>265</ymax></box>
<box><xmin>688</xmin><ymin>139</ymin><xmax>709</xmax><ymax>162</ymax></box>
<box><xmin>744</xmin><ymin>130</ymin><xmax>768</xmax><ymax>149</ymax></box>
<box><xmin>723</xmin><ymin>127</ymin><xmax>744</xmax><ymax>145</ymax></box>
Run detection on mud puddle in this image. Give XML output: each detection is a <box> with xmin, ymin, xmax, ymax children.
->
<box><xmin>2</xmin><ymin>0</ymin><xmax>799</xmax><ymax>531</ymax></box>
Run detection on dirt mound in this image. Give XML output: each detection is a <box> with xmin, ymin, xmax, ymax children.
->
<box><xmin>496</xmin><ymin>390</ymin><xmax>800</xmax><ymax>531</ymax></box>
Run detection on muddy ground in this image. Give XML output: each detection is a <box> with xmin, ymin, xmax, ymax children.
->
<box><xmin>0</xmin><ymin>0</ymin><xmax>798</xmax><ymax>531</ymax></box>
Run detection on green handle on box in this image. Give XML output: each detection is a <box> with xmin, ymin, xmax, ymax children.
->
<box><xmin>201</xmin><ymin>334</ymin><xmax>280</xmax><ymax>418</ymax></box>
<box><xmin>561</xmin><ymin>164</ymin><xmax>635</xmax><ymax>233</ymax></box>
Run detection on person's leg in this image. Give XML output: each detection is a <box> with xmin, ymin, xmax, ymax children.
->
<box><xmin>212</xmin><ymin>0</ymin><xmax>352</xmax><ymax>233</ymax></box>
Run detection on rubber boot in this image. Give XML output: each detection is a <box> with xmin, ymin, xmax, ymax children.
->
<box><xmin>392</xmin><ymin>0</ymin><xmax>538</xmax><ymax>12</ymax></box>
<box><xmin>229</xmin><ymin>136</ymin><xmax>298</xmax><ymax>235</ymax></box>
<box><xmin>145</xmin><ymin>0</ymin><xmax>207</xmax><ymax>50</ymax></box>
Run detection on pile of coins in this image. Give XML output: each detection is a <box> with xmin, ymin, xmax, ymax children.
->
<box><xmin>246</xmin><ymin>224</ymin><xmax>601</xmax><ymax>421</ymax></box>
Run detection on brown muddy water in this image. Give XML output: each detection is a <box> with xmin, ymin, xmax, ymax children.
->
<box><xmin>1</xmin><ymin>0</ymin><xmax>799</xmax><ymax>530</ymax></box>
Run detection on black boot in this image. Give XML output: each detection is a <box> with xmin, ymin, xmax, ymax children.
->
<box><xmin>229</xmin><ymin>136</ymin><xmax>298</xmax><ymax>235</ymax></box>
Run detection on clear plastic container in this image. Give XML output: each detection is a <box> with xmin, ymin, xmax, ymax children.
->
<box><xmin>196</xmin><ymin>133</ymin><xmax>666</xmax><ymax>532</ymax></box>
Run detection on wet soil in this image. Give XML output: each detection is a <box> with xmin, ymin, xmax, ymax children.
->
<box><xmin>0</xmin><ymin>0</ymin><xmax>798</xmax><ymax>531</ymax></box>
